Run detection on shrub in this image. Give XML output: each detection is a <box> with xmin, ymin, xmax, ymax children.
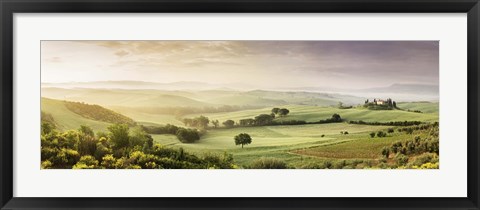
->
<box><xmin>250</xmin><ymin>157</ymin><xmax>288</xmax><ymax>169</ymax></box>
<box><xmin>101</xmin><ymin>154</ymin><xmax>117</xmax><ymax>169</ymax></box>
<box><xmin>395</xmin><ymin>153</ymin><xmax>409</xmax><ymax>166</ymax></box>
<box><xmin>176</xmin><ymin>128</ymin><xmax>200</xmax><ymax>143</ymax></box>
<box><xmin>41</xmin><ymin>160</ymin><xmax>53</xmax><ymax>169</ymax></box>
<box><xmin>73</xmin><ymin>155</ymin><xmax>99</xmax><ymax>169</ymax></box>
<box><xmin>377</xmin><ymin>131</ymin><xmax>387</xmax><ymax>138</ymax></box>
<box><xmin>381</xmin><ymin>147</ymin><xmax>390</xmax><ymax>158</ymax></box>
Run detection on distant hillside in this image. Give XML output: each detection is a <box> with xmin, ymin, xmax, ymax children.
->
<box><xmin>42</xmin><ymin>98</ymin><xmax>111</xmax><ymax>131</ymax></box>
<box><xmin>243</xmin><ymin>90</ymin><xmax>363</xmax><ymax>106</ymax></box>
<box><xmin>41</xmin><ymin>98</ymin><xmax>135</xmax><ymax>131</ymax></box>
<box><xmin>41</xmin><ymin>87</ymin><xmax>365</xmax><ymax>108</ymax></box>
<box><xmin>41</xmin><ymin>88</ymin><xmax>212</xmax><ymax>108</ymax></box>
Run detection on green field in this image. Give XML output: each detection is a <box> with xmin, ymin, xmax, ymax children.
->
<box><xmin>396</xmin><ymin>102</ymin><xmax>439</xmax><ymax>113</ymax></box>
<box><xmin>184</xmin><ymin>105</ymin><xmax>438</xmax><ymax>124</ymax></box>
<box><xmin>151</xmin><ymin>123</ymin><xmax>401</xmax><ymax>166</ymax></box>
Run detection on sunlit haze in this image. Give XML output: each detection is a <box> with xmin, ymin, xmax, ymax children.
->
<box><xmin>41</xmin><ymin>41</ymin><xmax>438</xmax><ymax>90</ymax></box>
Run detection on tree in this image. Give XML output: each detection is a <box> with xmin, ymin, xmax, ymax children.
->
<box><xmin>239</xmin><ymin>118</ymin><xmax>255</xmax><ymax>126</ymax></box>
<box><xmin>107</xmin><ymin>124</ymin><xmax>130</xmax><ymax>149</ymax></box>
<box><xmin>234</xmin><ymin>133</ymin><xmax>252</xmax><ymax>148</ymax></box>
<box><xmin>41</xmin><ymin>122</ymin><xmax>55</xmax><ymax>135</ymax></box>
<box><xmin>254</xmin><ymin>114</ymin><xmax>274</xmax><ymax>125</ymax></box>
<box><xmin>183</xmin><ymin>118</ymin><xmax>193</xmax><ymax>127</ymax></box>
<box><xmin>212</xmin><ymin>120</ymin><xmax>219</xmax><ymax>128</ymax></box>
<box><xmin>129</xmin><ymin>126</ymin><xmax>150</xmax><ymax>148</ymax></box>
<box><xmin>381</xmin><ymin>147</ymin><xmax>390</xmax><ymax>158</ymax></box>
<box><xmin>377</xmin><ymin>131</ymin><xmax>386</xmax><ymax>138</ymax></box>
<box><xmin>78</xmin><ymin>125</ymin><xmax>94</xmax><ymax>137</ymax></box>
<box><xmin>370</xmin><ymin>132</ymin><xmax>376</xmax><ymax>138</ymax></box>
<box><xmin>223</xmin><ymin>120</ymin><xmax>235</xmax><ymax>128</ymax></box>
<box><xmin>195</xmin><ymin>115</ymin><xmax>210</xmax><ymax>129</ymax></box>
<box><xmin>271</xmin><ymin>108</ymin><xmax>280</xmax><ymax>115</ymax></box>
<box><xmin>331</xmin><ymin>113</ymin><xmax>342</xmax><ymax>122</ymax></box>
<box><xmin>76</xmin><ymin>133</ymin><xmax>98</xmax><ymax>156</ymax></box>
<box><xmin>278</xmin><ymin>108</ymin><xmax>290</xmax><ymax>117</ymax></box>
<box><xmin>176</xmin><ymin>128</ymin><xmax>200</xmax><ymax>143</ymax></box>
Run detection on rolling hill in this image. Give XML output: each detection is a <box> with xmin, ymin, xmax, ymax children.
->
<box><xmin>41</xmin><ymin>87</ymin><xmax>364</xmax><ymax>108</ymax></box>
<box><xmin>41</xmin><ymin>97</ymin><xmax>135</xmax><ymax>132</ymax></box>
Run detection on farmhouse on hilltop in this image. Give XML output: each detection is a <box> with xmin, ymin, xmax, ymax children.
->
<box><xmin>373</xmin><ymin>99</ymin><xmax>385</xmax><ymax>105</ymax></box>
<box><xmin>364</xmin><ymin>98</ymin><xmax>397</xmax><ymax>109</ymax></box>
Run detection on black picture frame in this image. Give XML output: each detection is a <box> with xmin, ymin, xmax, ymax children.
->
<box><xmin>1</xmin><ymin>0</ymin><xmax>479</xmax><ymax>209</ymax></box>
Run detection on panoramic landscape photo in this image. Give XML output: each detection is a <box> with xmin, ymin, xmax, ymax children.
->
<box><xmin>41</xmin><ymin>41</ymin><xmax>439</xmax><ymax>169</ymax></box>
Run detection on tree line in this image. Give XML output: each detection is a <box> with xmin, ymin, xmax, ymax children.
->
<box><xmin>348</xmin><ymin>120</ymin><xmax>423</xmax><ymax>126</ymax></box>
<box><xmin>141</xmin><ymin>124</ymin><xmax>201</xmax><ymax>143</ymax></box>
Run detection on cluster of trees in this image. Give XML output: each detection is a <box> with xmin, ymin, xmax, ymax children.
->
<box><xmin>64</xmin><ymin>101</ymin><xmax>136</xmax><ymax>126</ymax></box>
<box><xmin>271</xmin><ymin>108</ymin><xmax>290</xmax><ymax>117</ymax></box>
<box><xmin>316</xmin><ymin>113</ymin><xmax>342</xmax><ymax>124</ymax></box>
<box><xmin>141</xmin><ymin>124</ymin><xmax>201</xmax><ymax>143</ymax></box>
<box><xmin>349</xmin><ymin>120</ymin><xmax>422</xmax><ymax>126</ymax></box>
<box><xmin>397</xmin><ymin>123</ymin><xmax>437</xmax><ymax>134</ymax></box>
<box><xmin>182</xmin><ymin>116</ymin><xmax>210</xmax><ymax>129</ymax></box>
<box><xmin>371</xmin><ymin>131</ymin><xmax>387</xmax><ymax>138</ymax></box>
<box><xmin>41</xmin><ymin>122</ymin><xmax>236</xmax><ymax>169</ymax></box>
<box><xmin>228</xmin><ymin>113</ymin><xmax>341</xmax><ymax>128</ymax></box>
<box><xmin>363</xmin><ymin>98</ymin><xmax>397</xmax><ymax>110</ymax></box>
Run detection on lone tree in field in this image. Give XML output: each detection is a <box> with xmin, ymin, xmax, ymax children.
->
<box><xmin>234</xmin><ymin>133</ymin><xmax>252</xmax><ymax>148</ymax></box>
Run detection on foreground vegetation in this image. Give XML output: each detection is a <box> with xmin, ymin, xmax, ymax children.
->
<box><xmin>41</xmin><ymin>121</ymin><xmax>237</xmax><ymax>169</ymax></box>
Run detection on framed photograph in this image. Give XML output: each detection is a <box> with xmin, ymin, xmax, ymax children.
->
<box><xmin>1</xmin><ymin>0</ymin><xmax>479</xmax><ymax>209</ymax></box>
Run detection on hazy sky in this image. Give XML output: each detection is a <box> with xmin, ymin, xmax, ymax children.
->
<box><xmin>41</xmin><ymin>41</ymin><xmax>438</xmax><ymax>89</ymax></box>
